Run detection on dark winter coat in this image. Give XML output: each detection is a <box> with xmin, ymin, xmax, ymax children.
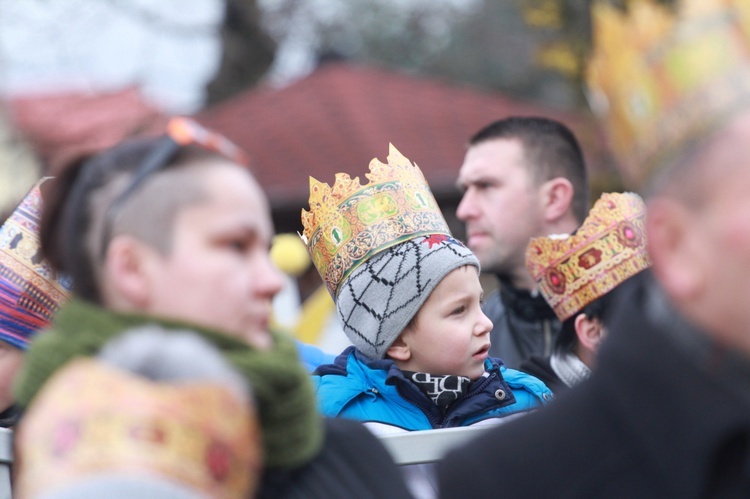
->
<box><xmin>440</xmin><ymin>272</ymin><xmax>750</xmax><ymax>498</ymax></box>
<box><xmin>483</xmin><ymin>280</ymin><xmax>561</xmax><ymax>369</ymax></box>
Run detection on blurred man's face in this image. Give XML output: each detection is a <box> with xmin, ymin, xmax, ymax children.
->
<box><xmin>649</xmin><ymin>111</ymin><xmax>750</xmax><ymax>356</ymax></box>
<box><xmin>689</xmin><ymin>158</ymin><xmax>750</xmax><ymax>353</ymax></box>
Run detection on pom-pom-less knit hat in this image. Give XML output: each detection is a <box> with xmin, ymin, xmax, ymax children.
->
<box><xmin>337</xmin><ymin>234</ymin><xmax>479</xmax><ymax>359</ymax></box>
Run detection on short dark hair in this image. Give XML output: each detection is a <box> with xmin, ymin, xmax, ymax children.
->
<box><xmin>556</xmin><ymin>293</ymin><xmax>609</xmax><ymax>351</ymax></box>
<box><xmin>40</xmin><ymin>139</ymin><xmax>225</xmax><ymax>304</ymax></box>
<box><xmin>470</xmin><ymin>116</ymin><xmax>589</xmax><ymax>223</ymax></box>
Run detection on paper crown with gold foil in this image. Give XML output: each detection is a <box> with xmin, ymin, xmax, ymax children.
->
<box><xmin>0</xmin><ymin>178</ymin><xmax>71</xmax><ymax>349</ymax></box>
<box><xmin>15</xmin><ymin>358</ymin><xmax>262</xmax><ymax>499</ymax></box>
<box><xmin>301</xmin><ymin>144</ymin><xmax>451</xmax><ymax>298</ymax></box>
<box><xmin>587</xmin><ymin>0</ymin><xmax>750</xmax><ymax>188</ymax></box>
<box><xmin>525</xmin><ymin>192</ymin><xmax>652</xmax><ymax>321</ymax></box>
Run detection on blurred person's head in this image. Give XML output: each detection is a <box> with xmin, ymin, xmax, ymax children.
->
<box><xmin>526</xmin><ymin>192</ymin><xmax>651</xmax><ymax>368</ymax></box>
<box><xmin>554</xmin><ymin>292</ymin><xmax>609</xmax><ymax>369</ymax></box>
<box><xmin>15</xmin><ymin>329</ymin><xmax>262</xmax><ymax>498</ymax></box>
<box><xmin>0</xmin><ymin>181</ymin><xmax>71</xmax><ymax>415</ymax></box>
<box><xmin>456</xmin><ymin>116</ymin><xmax>588</xmax><ymax>289</ymax></box>
<box><xmin>587</xmin><ymin>1</ymin><xmax>750</xmax><ymax>357</ymax></box>
<box><xmin>40</xmin><ymin>118</ymin><xmax>284</xmax><ymax>350</ymax></box>
<box><xmin>646</xmin><ymin>111</ymin><xmax>750</xmax><ymax>356</ymax></box>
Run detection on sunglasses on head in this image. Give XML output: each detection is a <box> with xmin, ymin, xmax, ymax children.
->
<box><xmin>98</xmin><ymin>117</ymin><xmax>248</xmax><ymax>260</ymax></box>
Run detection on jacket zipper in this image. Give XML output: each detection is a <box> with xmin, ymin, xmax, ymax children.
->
<box><xmin>396</xmin><ymin>381</ymin><xmax>443</xmax><ymax>428</ymax></box>
<box><xmin>439</xmin><ymin>371</ymin><xmax>497</xmax><ymax>427</ymax></box>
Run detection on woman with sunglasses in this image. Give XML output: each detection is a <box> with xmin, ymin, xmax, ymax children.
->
<box><xmin>12</xmin><ymin>118</ymin><xmax>411</xmax><ymax>498</ymax></box>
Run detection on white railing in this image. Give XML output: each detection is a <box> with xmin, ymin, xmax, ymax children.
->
<box><xmin>376</xmin><ymin>424</ymin><xmax>495</xmax><ymax>465</ymax></box>
<box><xmin>0</xmin><ymin>428</ymin><xmax>12</xmax><ymax>499</ymax></box>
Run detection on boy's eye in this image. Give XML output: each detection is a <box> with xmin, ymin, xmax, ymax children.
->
<box><xmin>450</xmin><ymin>305</ymin><xmax>466</xmax><ymax>316</ymax></box>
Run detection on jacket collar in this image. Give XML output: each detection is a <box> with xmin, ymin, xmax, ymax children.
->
<box><xmin>596</xmin><ymin>272</ymin><xmax>750</xmax><ymax>495</ymax></box>
<box><xmin>497</xmin><ymin>276</ymin><xmax>558</xmax><ymax>321</ymax></box>
<box><xmin>320</xmin><ymin>347</ymin><xmax>519</xmax><ymax>426</ymax></box>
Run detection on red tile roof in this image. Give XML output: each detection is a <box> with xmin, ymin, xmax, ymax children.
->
<box><xmin>197</xmin><ymin>62</ymin><xmax>604</xmax><ymax>212</ymax></box>
<box><xmin>6</xmin><ymin>87</ymin><xmax>168</xmax><ymax>174</ymax></box>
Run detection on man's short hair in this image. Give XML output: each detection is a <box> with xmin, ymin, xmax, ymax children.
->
<box><xmin>470</xmin><ymin>116</ymin><xmax>589</xmax><ymax>223</ymax></box>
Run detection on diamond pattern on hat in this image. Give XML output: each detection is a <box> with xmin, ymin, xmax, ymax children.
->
<box><xmin>337</xmin><ymin>235</ymin><xmax>478</xmax><ymax>359</ymax></box>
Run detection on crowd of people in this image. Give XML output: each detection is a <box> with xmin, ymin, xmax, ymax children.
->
<box><xmin>2</xmin><ymin>0</ymin><xmax>750</xmax><ymax>497</ymax></box>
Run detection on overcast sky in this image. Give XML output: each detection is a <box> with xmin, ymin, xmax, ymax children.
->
<box><xmin>0</xmin><ymin>0</ymin><xmax>223</xmax><ymax>112</ymax></box>
<box><xmin>0</xmin><ymin>0</ymin><xmax>481</xmax><ymax>113</ymax></box>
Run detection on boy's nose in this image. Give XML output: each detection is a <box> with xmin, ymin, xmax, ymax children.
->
<box><xmin>475</xmin><ymin>310</ymin><xmax>493</xmax><ymax>335</ymax></box>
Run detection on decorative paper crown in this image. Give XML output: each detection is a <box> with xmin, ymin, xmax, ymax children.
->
<box><xmin>0</xmin><ymin>178</ymin><xmax>71</xmax><ymax>349</ymax></box>
<box><xmin>587</xmin><ymin>0</ymin><xmax>750</xmax><ymax>188</ymax></box>
<box><xmin>301</xmin><ymin>144</ymin><xmax>451</xmax><ymax>298</ymax></box>
<box><xmin>525</xmin><ymin>192</ymin><xmax>652</xmax><ymax>321</ymax></box>
<box><xmin>15</xmin><ymin>359</ymin><xmax>262</xmax><ymax>498</ymax></box>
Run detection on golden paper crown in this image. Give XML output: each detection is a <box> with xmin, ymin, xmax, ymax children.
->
<box><xmin>525</xmin><ymin>192</ymin><xmax>652</xmax><ymax>321</ymax></box>
<box><xmin>587</xmin><ymin>0</ymin><xmax>750</xmax><ymax>188</ymax></box>
<box><xmin>15</xmin><ymin>359</ymin><xmax>262</xmax><ymax>498</ymax></box>
<box><xmin>301</xmin><ymin>144</ymin><xmax>451</xmax><ymax>298</ymax></box>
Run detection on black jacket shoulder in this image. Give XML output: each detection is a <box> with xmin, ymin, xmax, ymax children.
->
<box><xmin>258</xmin><ymin>417</ymin><xmax>412</xmax><ymax>499</ymax></box>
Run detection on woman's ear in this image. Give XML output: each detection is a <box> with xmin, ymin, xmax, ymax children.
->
<box><xmin>386</xmin><ymin>335</ymin><xmax>412</xmax><ymax>362</ymax></box>
<box><xmin>101</xmin><ymin>235</ymin><xmax>153</xmax><ymax>309</ymax></box>
<box><xmin>540</xmin><ymin>177</ymin><xmax>574</xmax><ymax>223</ymax></box>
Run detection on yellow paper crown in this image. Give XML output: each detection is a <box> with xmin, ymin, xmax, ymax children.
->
<box><xmin>301</xmin><ymin>144</ymin><xmax>451</xmax><ymax>298</ymax></box>
<box><xmin>525</xmin><ymin>192</ymin><xmax>652</xmax><ymax>321</ymax></box>
<box><xmin>587</xmin><ymin>0</ymin><xmax>750</xmax><ymax>188</ymax></box>
<box><xmin>15</xmin><ymin>359</ymin><xmax>262</xmax><ymax>499</ymax></box>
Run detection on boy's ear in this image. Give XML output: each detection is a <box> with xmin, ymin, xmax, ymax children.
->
<box><xmin>574</xmin><ymin>314</ymin><xmax>604</xmax><ymax>352</ymax></box>
<box><xmin>103</xmin><ymin>235</ymin><xmax>153</xmax><ymax>309</ymax></box>
<box><xmin>386</xmin><ymin>336</ymin><xmax>411</xmax><ymax>362</ymax></box>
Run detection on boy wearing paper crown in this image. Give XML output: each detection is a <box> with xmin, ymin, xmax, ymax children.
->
<box><xmin>520</xmin><ymin>192</ymin><xmax>652</xmax><ymax>394</ymax></box>
<box><xmin>302</xmin><ymin>145</ymin><xmax>552</xmax><ymax>433</ymax></box>
<box><xmin>0</xmin><ymin>180</ymin><xmax>71</xmax><ymax>427</ymax></box>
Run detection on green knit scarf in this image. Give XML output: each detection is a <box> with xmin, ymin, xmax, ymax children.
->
<box><xmin>14</xmin><ymin>299</ymin><xmax>323</xmax><ymax>469</ymax></box>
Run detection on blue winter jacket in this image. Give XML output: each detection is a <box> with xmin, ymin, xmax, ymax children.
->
<box><xmin>312</xmin><ymin>347</ymin><xmax>553</xmax><ymax>430</ymax></box>
<box><xmin>295</xmin><ymin>340</ymin><xmax>336</xmax><ymax>373</ymax></box>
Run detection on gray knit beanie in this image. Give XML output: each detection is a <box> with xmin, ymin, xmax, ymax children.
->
<box><xmin>337</xmin><ymin>234</ymin><xmax>479</xmax><ymax>359</ymax></box>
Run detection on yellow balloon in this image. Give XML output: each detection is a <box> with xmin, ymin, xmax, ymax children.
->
<box><xmin>270</xmin><ymin>233</ymin><xmax>311</xmax><ymax>277</ymax></box>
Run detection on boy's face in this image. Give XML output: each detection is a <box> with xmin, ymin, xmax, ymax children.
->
<box><xmin>396</xmin><ymin>266</ymin><xmax>493</xmax><ymax>380</ymax></box>
<box><xmin>141</xmin><ymin>163</ymin><xmax>284</xmax><ymax>350</ymax></box>
<box><xmin>0</xmin><ymin>340</ymin><xmax>23</xmax><ymax>412</ymax></box>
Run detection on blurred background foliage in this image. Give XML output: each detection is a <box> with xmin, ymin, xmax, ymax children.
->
<box><xmin>214</xmin><ymin>0</ymin><xmax>595</xmax><ymax>111</ymax></box>
<box><xmin>2</xmin><ymin>0</ymin><xmax>673</xmax><ymax>210</ymax></box>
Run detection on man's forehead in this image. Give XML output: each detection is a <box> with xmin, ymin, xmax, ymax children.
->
<box><xmin>460</xmin><ymin>141</ymin><xmax>529</xmax><ymax>180</ymax></box>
